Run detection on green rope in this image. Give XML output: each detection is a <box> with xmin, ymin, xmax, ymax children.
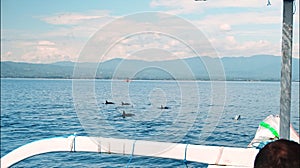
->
<box><xmin>259</xmin><ymin>121</ymin><xmax>280</xmax><ymax>138</ymax></box>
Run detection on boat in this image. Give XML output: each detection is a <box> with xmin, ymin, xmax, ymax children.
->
<box><xmin>125</xmin><ymin>78</ymin><xmax>131</xmax><ymax>83</ymax></box>
<box><xmin>1</xmin><ymin>0</ymin><xmax>298</xmax><ymax>167</ymax></box>
<box><xmin>1</xmin><ymin>114</ymin><xmax>299</xmax><ymax>168</ymax></box>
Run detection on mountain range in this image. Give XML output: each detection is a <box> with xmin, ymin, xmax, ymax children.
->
<box><xmin>1</xmin><ymin>55</ymin><xmax>299</xmax><ymax>81</ymax></box>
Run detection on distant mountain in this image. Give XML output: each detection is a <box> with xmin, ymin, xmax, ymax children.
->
<box><xmin>1</xmin><ymin>55</ymin><xmax>299</xmax><ymax>81</ymax></box>
<box><xmin>1</xmin><ymin>61</ymin><xmax>74</xmax><ymax>79</ymax></box>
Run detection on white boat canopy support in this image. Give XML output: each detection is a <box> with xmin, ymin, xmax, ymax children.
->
<box><xmin>1</xmin><ymin>135</ymin><xmax>259</xmax><ymax>168</ymax></box>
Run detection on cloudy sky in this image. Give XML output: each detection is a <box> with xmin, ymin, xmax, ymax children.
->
<box><xmin>1</xmin><ymin>0</ymin><xmax>299</xmax><ymax>63</ymax></box>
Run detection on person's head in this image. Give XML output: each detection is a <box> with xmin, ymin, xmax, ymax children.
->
<box><xmin>254</xmin><ymin>139</ymin><xmax>300</xmax><ymax>168</ymax></box>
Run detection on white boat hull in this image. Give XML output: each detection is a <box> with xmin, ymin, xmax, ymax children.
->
<box><xmin>1</xmin><ymin>115</ymin><xmax>299</xmax><ymax>168</ymax></box>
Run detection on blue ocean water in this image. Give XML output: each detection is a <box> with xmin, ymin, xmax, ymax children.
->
<box><xmin>1</xmin><ymin>79</ymin><xmax>299</xmax><ymax>167</ymax></box>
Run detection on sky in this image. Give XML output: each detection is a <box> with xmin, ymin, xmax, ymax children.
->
<box><xmin>1</xmin><ymin>0</ymin><xmax>299</xmax><ymax>63</ymax></box>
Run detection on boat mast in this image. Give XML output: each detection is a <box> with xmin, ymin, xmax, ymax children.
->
<box><xmin>279</xmin><ymin>0</ymin><xmax>294</xmax><ymax>140</ymax></box>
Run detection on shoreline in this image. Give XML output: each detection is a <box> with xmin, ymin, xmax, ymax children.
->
<box><xmin>1</xmin><ymin>77</ymin><xmax>299</xmax><ymax>83</ymax></box>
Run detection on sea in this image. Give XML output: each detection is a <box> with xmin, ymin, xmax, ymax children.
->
<box><xmin>1</xmin><ymin>78</ymin><xmax>299</xmax><ymax>168</ymax></box>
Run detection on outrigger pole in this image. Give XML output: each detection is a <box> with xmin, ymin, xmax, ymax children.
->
<box><xmin>279</xmin><ymin>0</ymin><xmax>295</xmax><ymax>140</ymax></box>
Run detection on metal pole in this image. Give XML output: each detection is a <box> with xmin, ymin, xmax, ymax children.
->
<box><xmin>280</xmin><ymin>0</ymin><xmax>294</xmax><ymax>140</ymax></box>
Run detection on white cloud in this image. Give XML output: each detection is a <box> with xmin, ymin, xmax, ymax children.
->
<box><xmin>197</xmin><ymin>11</ymin><xmax>281</xmax><ymax>29</ymax></box>
<box><xmin>150</xmin><ymin>0</ymin><xmax>202</xmax><ymax>14</ymax></box>
<box><xmin>148</xmin><ymin>0</ymin><xmax>300</xmax><ymax>58</ymax></box>
<box><xmin>21</xmin><ymin>41</ymin><xmax>76</xmax><ymax>63</ymax></box>
<box><xmin>209</xmin><ymin>35</ymin><xmax>281</xmax><ymax>57</ymax></box>
<box><xmin>41</xmin><ymin>10</ymin><xmax>110</xmax><ymax>25</ymax></box>
<box><xmin>2</xmin><ymin>51</ymin><xmax>13</xmax><ymax>60</ymax></box>
<box><xmin>1</xmin><ymin>38</ymin><xmax>82</xmax><ymax>63</ymax></box>
<box><xmin>38</xmin><ymin>40</ymin><xmax>56</xmax><ymax>46</ymax></box>
<box><xmin>2</xmin><ymin>0</ymin><xmax>299</xmax><ymax>63</ymax></box>
<box><xmin>5</xmin><ymin>51</ymin><xmax>12</xmax><ymax>56</ymax></box>
<box><xmin>225</xmin><ymin>36</ymin><xmax>236</xmax><ymax>45</ymax></box>
<box><xmin>40</xmin><ymin>12</ymin><xmax>115</xmax><ymax>41</ymax></box>
<box><xmin>2</xmin><ymin>11</ymin><xmax>115</xmax><ymax>63</ymax></box>
<box><xmin>150</xmin><ymin>0</ymin><xmax>282</xmax><ymax>15</ymax></box>
<box><xmin>102</xmin><ymin>31</ymin><xmax>197</xmax><ymax>62</ymax></box>
<box><xmin>219</xmin><ymin>24</ymin><xmax>231</xmax><ymax>32</ymax></box>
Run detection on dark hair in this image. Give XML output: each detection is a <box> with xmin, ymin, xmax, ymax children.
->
<box><xmin>254</xmin><ymin>139</ymin><xmax>300</xmax><ymax>168</ymax></box>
